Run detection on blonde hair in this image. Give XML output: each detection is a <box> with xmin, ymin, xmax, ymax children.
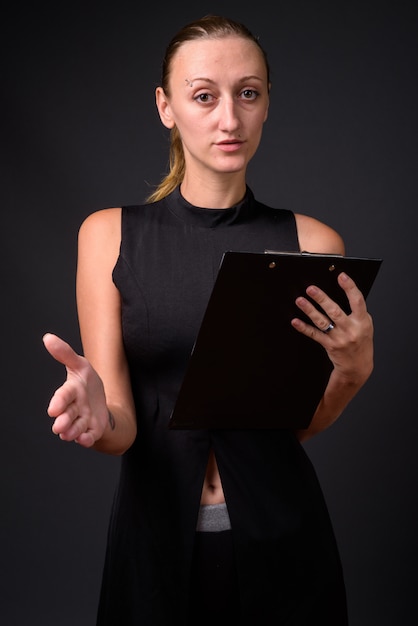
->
<box><xmin>145</xmin><ymin>14</ymin><xmax>270</xmax><ymax>203</ymax></box>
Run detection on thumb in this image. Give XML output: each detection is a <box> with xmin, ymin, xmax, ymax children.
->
<box><xmin>42</xmin><ymin>332</ymin><xmax>82</xmax><ymax>371</ymax></box>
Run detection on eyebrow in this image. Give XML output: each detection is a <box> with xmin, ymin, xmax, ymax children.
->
<box><xmin>188</xmin><ymin>75</ymin><xmax>264</xmax><ymax>85</ymax></box>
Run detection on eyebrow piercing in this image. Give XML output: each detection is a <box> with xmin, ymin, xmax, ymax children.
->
<box><xmin>185</xmin><ymin>78</ymin><xmax>194</xmax><ymax>87</ymax></box>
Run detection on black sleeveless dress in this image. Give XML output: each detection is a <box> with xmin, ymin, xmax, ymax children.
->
<box><xmin>97</xmin><ymin>186</ymin><xmax>348</xmax><ymax>625</ymax></box>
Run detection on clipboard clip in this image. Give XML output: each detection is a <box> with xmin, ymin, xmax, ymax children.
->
<box><xmin>264</xmin><ymin>249</ymin><xmax>344</xmax><ymax>257</ymax></box>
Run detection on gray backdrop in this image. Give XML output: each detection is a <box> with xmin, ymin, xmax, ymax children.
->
<box><xmin>2</xmin><ymin>1</ymin><xmax>417</xmax><ymax>624</ymax></box>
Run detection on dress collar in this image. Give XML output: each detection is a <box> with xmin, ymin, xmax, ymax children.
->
<box><xmin>165</xmin><ymin>185</ymin><xmax>256</xmax><ymax>228</ymax></box>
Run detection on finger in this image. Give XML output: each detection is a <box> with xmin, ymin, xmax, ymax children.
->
<box><xmin>291</xmin><ymin>315</ymin><xmax>332</xmax><ymax>346</ymax></box>
<box><xmin>75</xmin><ymin>431</ymin><xmax>96</xmax><ymax>448</ymax></box>
<box><xmin>56</xmin><ymin>413</ymin><xmax>91</xmax><ymax>442</ymax></box>
<box><xmin>304</xmin><ymin>286</ymin><xmax>345</xmax><ymax>327</ymax></box>
<box><xmin>62</xmin><ymin>419</ymin><xmax>99</xmax><ymax>448</ymax></box>
<box><xmin>337</xmin><ymin>272</ymin><xmax>369</xmax><ymax>317</ymax></box>
<box><xmin>42</xmin><ymin>333</ymin><xmax>83</xmax><ymax>371</ymax></box>
<box><xmin>296</xmin><ymin>287</ymin><xmax>345</xmax><ymax>333</ymax></box>
<box><xmin>47</xmin><ymin>380</ymin><xmax>80</xmax><ymax>417</ymax></box>
<box><xmin>50</xmin><ymin>401</ymin><xmax>80</xmax><ymax>433</ymax></box>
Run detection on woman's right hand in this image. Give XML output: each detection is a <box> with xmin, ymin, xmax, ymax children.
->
<box><xmin>43</xmin><ymin>332</ymin><xmax>111</xmax><ymax>448</ymax></box>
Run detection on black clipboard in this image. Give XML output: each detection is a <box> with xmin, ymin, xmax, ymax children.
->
<box><xmin>169</xmin><ymin>250</ymin><xmax>382</xmax><ymax>430</ymax></box>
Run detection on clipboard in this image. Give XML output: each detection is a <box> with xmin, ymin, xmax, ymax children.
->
<box><xmin>169</xmin><ymin>250</ymin><xmax>382</xmax><ymax>430</ymax></box>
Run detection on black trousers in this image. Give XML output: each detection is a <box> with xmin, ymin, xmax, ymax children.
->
<box><xmin>187</xmin><ymin>530</ymin><xmax>241</xmax><ymax>624</ymax></box>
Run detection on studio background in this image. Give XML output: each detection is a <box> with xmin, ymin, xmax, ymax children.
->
<box><xmin>2</xmin><ymin>1</ymin><xmax>417</xmax><ymax>624</ymax></box>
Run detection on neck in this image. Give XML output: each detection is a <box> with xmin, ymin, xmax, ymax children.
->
<box><xmin>180</xmin><ymin>173</ymin><xmax>247</xmax><ymax>209</ymax></box>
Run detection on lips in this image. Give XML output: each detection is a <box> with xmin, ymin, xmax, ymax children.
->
<box><xmin>217</xmin><ymin>139</ymin><xmax>242</xmax><ymax>145</ymax></box>
<box><xmin>215</xmin><ymin>140</ymin><xmax>243</xmax><ymax>152</ymax></box>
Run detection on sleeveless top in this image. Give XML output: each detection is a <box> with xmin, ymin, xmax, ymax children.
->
<box><xmin>96</xmin><ymin>186</ymin><xmax>348</xmax><ymax>625</ymax></box>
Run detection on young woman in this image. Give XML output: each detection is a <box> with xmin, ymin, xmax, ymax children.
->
<box><xmin>43</xmin><ymin>15</ymin><xmax>374</xmax><ymax>625</ymax></box>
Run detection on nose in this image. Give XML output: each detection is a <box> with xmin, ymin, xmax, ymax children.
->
<box><xmin>218</xmin><ymin>98</ymin><xmax>240</xmax><ymax>134</ymax></box>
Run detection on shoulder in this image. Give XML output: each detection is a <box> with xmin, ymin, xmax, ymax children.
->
<box><xmin>79</xmin><ymin>207</ymin><xmax>121</xmax><ymax>238</ymax></box>
<box><xmin>295</xmin><ymin>213</ymin><xmax>345</xmax><ymax>255</ymax></box>
<box><xmin>78</xmin><ymin>207</ymin><xmax>122</xmax><ymax>249</ymax></box>
<box><xmin>77</xmin><ymin>208</ymin><xmax>122</xmax><ymax>265</ymax></box>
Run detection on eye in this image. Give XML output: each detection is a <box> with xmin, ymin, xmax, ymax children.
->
<box><xmin>194</xmin><ymin>93</ymin><xmax>215</xmax><ymax>103</ymax></box>
<box><xmin>240</xmin><ymin>89</ymin><xmax>259</xmax><ymax>101</ymax></box>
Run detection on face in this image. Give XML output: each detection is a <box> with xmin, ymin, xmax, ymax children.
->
<box><xmin>156</xmin><ymin>36</ymin><xmax>270</xmax><ymax>178</ymax></box>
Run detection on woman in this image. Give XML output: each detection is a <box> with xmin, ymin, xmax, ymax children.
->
<box><xmin>43</xmin><ymin>15</ymin><xmax>374</xmax><ymax>625</ymax></box>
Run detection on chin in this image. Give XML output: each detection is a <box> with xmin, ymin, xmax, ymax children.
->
<box><xmin>214</xmin><ymin>158</ymin><xmax>249</xmax><ymax>174</ymax></box>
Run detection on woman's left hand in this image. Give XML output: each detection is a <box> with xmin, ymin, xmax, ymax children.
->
<box><xmin>291</xmin><ymin>271</ymin><xmax>374</xmax><ymax>386</ymax></box>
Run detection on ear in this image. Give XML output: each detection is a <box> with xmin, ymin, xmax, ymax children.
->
<box><xmin>155</xmin><ymin>86</ymin><xmax>175</xmax><ymax>129</ymax></box>
<box><xmin>263</xmin><ymin>106</ymin><xmax>269</xmax><ymax>123</ymax></box>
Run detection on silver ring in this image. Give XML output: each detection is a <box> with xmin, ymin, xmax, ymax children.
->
<box><xmin>323</xmin><ymin>322</ymin><xmax>335</xmax><ymax>333</ymax></box>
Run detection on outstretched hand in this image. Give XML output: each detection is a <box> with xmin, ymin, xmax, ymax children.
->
<box><xmin>291</xmin><ymin>271</ymin><xmax>374</xmax><ymax>385</ymax></box>
<box><xmin>43</xmin><ymin>333</ymin><xmax>110</xmax><ymax>448</ymax></box>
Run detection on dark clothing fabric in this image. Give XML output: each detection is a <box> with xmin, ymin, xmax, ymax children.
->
<box><xmin>187</xmin><ymin>530</ymin><xmax>241</xmax><ymax>625</ymax></box>
<box><xmin>97</xmin><ymin>186</ymin><xmax>348</xmax><ymax>625</ymax></box>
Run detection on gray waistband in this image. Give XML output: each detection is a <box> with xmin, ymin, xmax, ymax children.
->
<box><xmin>196</xmin><ymin>502</ymin><xmax>231</xmax><ymax>532</ymax></box>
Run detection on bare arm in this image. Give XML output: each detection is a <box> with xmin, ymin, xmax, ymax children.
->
<box><xmin>292</xmin><ymin>213</ymin><xmax>374</xmax><ymax>442</ymax></box>
<box><xmin>44</xmin><ymin>208</ymin><xmax>137</xmax><ymax>455</ymax></box>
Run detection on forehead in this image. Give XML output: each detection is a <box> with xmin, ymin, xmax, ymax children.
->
<box><xmin>170</xmin><ymin>36</ymin><xmax>267</xmax><ymax>80</ymax></box>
